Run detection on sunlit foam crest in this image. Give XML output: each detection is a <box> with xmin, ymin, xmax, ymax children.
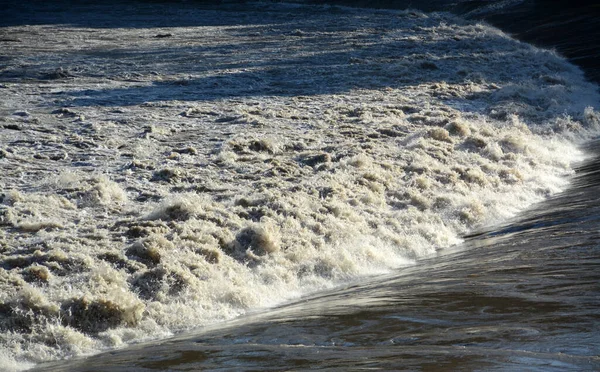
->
<box><xmin>0</xmin><ymin>2</ymin><xmax>598</xmax><ymax>369</ymax></box>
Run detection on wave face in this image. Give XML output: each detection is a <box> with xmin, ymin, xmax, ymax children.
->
<box><xmin>0</xmin><ymin>2</ymin><xmax>598</xmax><ymax>369</ymax></box>
<box><xmin>296</xmin><ymin>0</ymin><xmax>600</xmax><ymax>83</ymax></box>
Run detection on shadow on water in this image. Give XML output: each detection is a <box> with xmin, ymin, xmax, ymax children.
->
<box><xmin>32</xmin><ymin>139</ymin><xmax>600</xmax><ymax>370</ymax></box>
<box><xmin>0</xmin><ymin>0</ymin><xmax>284</xmax><ymax>28</ymax></box>
<box><xmin>2</xmin><ymin>0</ymin><xmax>599</xmax><ymax>86</ymax></box>
<box><xmin>301</xmin><ymin>0</ymin><xmax>600</xmax><ymax>84</ymax></box>
<box><xmin>58</xmin><ymin>36</ymin><xmax>527</xmax><ymax>107</ymax></box>
<box><xmin>1</xmin><ymin>0</ymin><xmax>594</xmax><ymax>109</ymax></box>
<box><xmin>3</xmin><ymin>16</ymin><xmax>572</xmax><ymax>110</ymax></box>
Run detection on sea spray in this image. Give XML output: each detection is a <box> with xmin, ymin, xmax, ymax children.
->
<box><xmin>0</xmin><ymin>2</ymin><xmax>598</xmax><ymax>369</ymax></box>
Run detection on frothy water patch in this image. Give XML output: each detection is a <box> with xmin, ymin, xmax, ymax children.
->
<box><xmin>0</xmin><ymin>2</ymin><xmax>598</xmax><ymax>369</ymax></box>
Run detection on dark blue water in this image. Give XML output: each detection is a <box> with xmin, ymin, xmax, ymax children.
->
<box><xmin>300</xmin><ymin>0</ymin><xmax>600</xmax><ymax>84</ymax></box>
<box><xmin>2</xmin><ymin>0</ymin><xmax>598</xmax><ymax>82</ymax></box>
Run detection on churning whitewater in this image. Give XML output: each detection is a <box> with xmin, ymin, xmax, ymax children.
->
<box><xmin>0</xmin><ymin>2</ymin><xmax>599</xmax><ymax>369</ymax></box>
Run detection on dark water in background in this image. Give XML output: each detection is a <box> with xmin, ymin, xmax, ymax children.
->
<box><xmin>2</xmin><ymin>0</ymin><xmax>599</xmax><ymax>83</ymax></box>
<box><xmin>9</xmin><ymin>0</ymin><xmax>597</xmax><ymax>370</ymax></box>
<box><xmin>300</xmin><ymin>0</ymin><xmax>600</xmax><ymax>85</ymax></box>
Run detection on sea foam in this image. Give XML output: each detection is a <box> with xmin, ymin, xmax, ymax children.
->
<box><xmin>0</xmin><ymin>2</ymin><xmax>598</xmax><ymax>369</ymax></box>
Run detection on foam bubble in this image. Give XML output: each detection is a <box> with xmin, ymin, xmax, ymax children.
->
<box><xmin>0</xmin><ymin>3</ymin><xmax>598</xmax><ymax>369</ymax></box>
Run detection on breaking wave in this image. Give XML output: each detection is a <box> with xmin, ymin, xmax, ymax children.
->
<box><xmin>0</xmin><ymin>2</ymin><xmax>598</xmax><ymax>369</ymax></box>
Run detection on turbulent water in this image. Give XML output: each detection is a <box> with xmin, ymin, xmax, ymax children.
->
<box><xmin>0</xmin><ymin>1</ymin><xmax>599</xmax><ymax>370</ymax></box>
<box><xmin>31</xmin><ymin>140</ymin><xmax>600</xmax><ymax>371</ymax></box>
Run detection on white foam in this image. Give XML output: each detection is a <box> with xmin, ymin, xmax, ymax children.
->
<box><xmin>0</xmin><ymin>2</ymin><xmax>598</xmax><ymax>369</ymax></box>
